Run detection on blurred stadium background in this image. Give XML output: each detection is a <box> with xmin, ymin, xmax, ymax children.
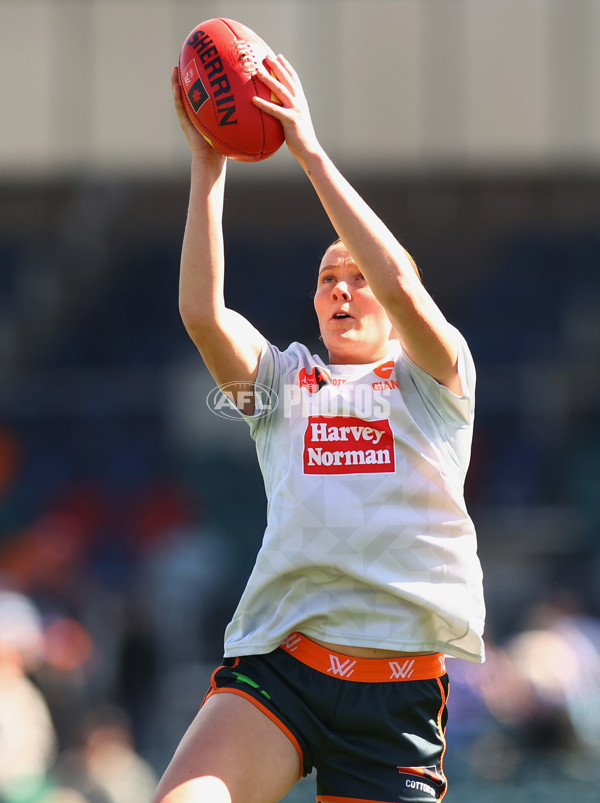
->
<box><xmin>1</xmin><ymin>1</ymin><xmax>600</xmax><ymax>801</ymax></box>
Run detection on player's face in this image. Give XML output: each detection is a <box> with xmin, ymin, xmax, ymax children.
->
<box><xmin>314</xmin><ymin>242</ymin><xmax>394</xmax><ymax>364</ymax></box>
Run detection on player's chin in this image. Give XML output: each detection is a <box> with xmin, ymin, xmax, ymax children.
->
<box><xmin>324</xmin><ymin>326</ymin><xmax>351</xmax><ymax>343</ymax></box>
<box><xmin>328</xmin><ymin>317</ymin><xmax>357</xmax><ymax>331</ymax></box>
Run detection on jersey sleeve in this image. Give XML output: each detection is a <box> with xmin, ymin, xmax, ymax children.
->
<box><xmin>400</xmin><ymin>327</ymin><xmax>476</xmax><ymax>427</ymax></box>
<box><xmin>241</xmin><ymin>340</ymin><xmax>309</xmax><ymax>438</ymax></box>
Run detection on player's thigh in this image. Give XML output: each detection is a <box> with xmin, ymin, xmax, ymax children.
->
<box><xmin>151</xmin><ymin>691</ymin><xmax>302</xmax><ymax>803</ymax></box>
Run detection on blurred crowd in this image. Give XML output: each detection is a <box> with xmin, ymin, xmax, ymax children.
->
<box><xmin>0</xmin><ymin>585</ymin><xmax>158</xmax><ymax>803</ymax></box>
<box><xmin>0</xmin><ymin>424</ymin><xmax>244</xmax><ymax>803</ymax></box>
<box><xmin>445</xmin><ymin>600</ymin><xmax>600</xmax><ymax>801</ymax></box>
<box><xmin>3</xmin><ymin>573</ymin><xmax>600</xmax><ymax>802</ymax></box>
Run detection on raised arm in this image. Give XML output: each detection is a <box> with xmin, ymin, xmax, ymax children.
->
<box><xmin>254</xmin><ymin>57</ymin><xmax>462</xmax><ymax>394</ymax></box>
<box><xmin>172</xmin><ymin>68</ymin><xmax>265</xmax><ymax>410</ymax></box>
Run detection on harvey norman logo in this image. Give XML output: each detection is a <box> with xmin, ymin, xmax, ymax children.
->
<box><xmin>303</xmin><ymin>415</ymin><xmax>395</xmax><ymax>475</ymax></box>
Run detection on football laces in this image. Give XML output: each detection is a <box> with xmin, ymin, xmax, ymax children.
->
<box><xmin>234</xmin><ymin>40</ymin><xmax>258</xmax><ymax>75</ymax></box>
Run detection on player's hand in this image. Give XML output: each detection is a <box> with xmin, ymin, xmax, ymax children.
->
<box><xmin>253</xmin><ymin>55</ymin><xmax>322</xmax><ymax>165</ymax></box>
<box><xmin>171</xmin><ymin>67</ymin><xmax>226</xmax><ymax>168</ymax></box>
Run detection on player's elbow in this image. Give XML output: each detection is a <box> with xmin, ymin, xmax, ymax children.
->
<box><xmin>179</xmin><ymin>298</ymin><xmax>220</xmax><ymax>341</ymax></box>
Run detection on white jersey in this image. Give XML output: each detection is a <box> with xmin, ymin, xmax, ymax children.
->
<box><xmin>224</xmin><ymin>331</ymin><xmax>485</xmax><ymax>662</ymax></box>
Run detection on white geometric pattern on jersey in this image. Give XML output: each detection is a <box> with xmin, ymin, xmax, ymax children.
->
<box><xmin>224</xmin><ymin>336</ymin><xmax>485</xmax><ymax>663</ymax></box>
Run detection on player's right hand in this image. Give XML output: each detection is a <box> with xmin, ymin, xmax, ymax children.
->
<box><xmin>171</xmin><ymin>67</ymin><xmax>227</xmax><ymax>167</ymax></box>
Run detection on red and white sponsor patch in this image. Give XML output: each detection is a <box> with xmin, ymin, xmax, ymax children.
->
<box><xmin>298</xmin><ymin>366</ymin><xmax>330</xmax><ymax>394</ymax></box>
<box><xmin>303</xmin><ymin>415</ymin><xmax>395</xmax><ymax>475</ymax></box>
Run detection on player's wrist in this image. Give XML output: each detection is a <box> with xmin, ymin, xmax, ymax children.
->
<box><xmin>190</xmin><ymin>150</ymin><xmax>227</xmax><ymax>177</ymax></box>
<box><xmin>295</xmin><ymin>141</ymin><xmax>327</xmax><ymax>176</ymax></box>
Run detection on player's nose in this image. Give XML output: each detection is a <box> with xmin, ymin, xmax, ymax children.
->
<box><xmin>331</xmin><ymin>281</ymin><xmax>351</xmax><ymax>300</ymax></box>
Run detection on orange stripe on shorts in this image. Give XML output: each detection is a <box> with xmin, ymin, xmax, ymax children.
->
<box><xmin>279</xmin><ymin>632</ymin><xmax>446</xmax><ymax>682</ymax></box>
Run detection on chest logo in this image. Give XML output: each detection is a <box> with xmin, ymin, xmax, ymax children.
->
<box><xmin>374</xmin><ymin>360</ymin><xmax>395</xmax><ymax>379</ymax></box>
<box><xmin>303</xmin><ymin>415</ymin><xmax>395</xmax><ymax>475</ymax></box>
<box><xmin>299</xmin><ymin>367</ymin><xmax>330</xmax><ymax>394</ymax></box>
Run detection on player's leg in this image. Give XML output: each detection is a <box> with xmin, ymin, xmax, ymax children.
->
<box><xmin>151</xmin><ymin>692</ymin><xmax>302</xmax><ymax>803</ymax></box>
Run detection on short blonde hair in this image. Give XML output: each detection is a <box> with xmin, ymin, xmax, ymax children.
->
<box><xmin>324</xmin><ymin>238</ymin><xmax>423</xmax><ymax>282</ymax></box>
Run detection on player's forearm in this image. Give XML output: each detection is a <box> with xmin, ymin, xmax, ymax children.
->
<box><xmin>178</xmin><ymin>157</ymin><xmax>228</xmax><ymax>332</ymax></box>
<box><xmin>299</xmin><ymin>148</ymin><xmax>417</xmax><ymax>304</ymax></box>
<box><xmin>300</xmin><ymin>148</ymin><xmax>459</xmax><ymax>384</ymax></box>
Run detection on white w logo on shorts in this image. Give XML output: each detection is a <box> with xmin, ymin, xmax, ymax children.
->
<box><xmin>281</xmin><ymin>634</ymin><xmax>302</xmax><ymax>652</ymax></box>
<box><xmin>388</xmin><ymin>659</ymin><xmax>415</xmax><ymax>680</ymax></box>
<box><xmin>327</xmin><ymin>655</ymin><xmax>357</xmax><ymax>677</ymax></box>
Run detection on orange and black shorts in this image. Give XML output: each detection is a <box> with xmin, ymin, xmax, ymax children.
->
<box><xmin>205</xmin><ymin>632</ymin><xmax>450</xmax><ymax>802</ymax></box>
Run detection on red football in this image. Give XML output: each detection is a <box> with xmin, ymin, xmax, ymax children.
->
<box><xmin>178</xmin><ymin>18</ymin><xmax>284</xmax><ymax>162</ymax></box>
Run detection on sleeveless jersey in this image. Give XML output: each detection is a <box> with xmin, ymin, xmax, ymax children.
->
<box><xmin>223</xmin><ymin>331</ymin><xmax>485</xmax><ymax>662</ymax></box>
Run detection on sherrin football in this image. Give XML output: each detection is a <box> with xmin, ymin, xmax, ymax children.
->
<box><xmin>178</xmin><ymin>18</ymin><xmax>284</xmax><ymax>162</ymax></box>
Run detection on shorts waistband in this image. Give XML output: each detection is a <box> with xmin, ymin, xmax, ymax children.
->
<box><xmin>279</xmin><ymin>633</ymin><xmax>446</xmax><ymax>682</ymax></box>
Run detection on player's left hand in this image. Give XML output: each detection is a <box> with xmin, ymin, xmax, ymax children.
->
<box><xmin>253</xmin><ymin>55</ymin><xmax>322</xmax><ymax>166</ymax></box>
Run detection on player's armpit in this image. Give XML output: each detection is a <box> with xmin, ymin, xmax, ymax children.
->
<box><xmin>185</xmin><ymin>307</ymin><xmax>267</xmax><ymax>413</ymax></box>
